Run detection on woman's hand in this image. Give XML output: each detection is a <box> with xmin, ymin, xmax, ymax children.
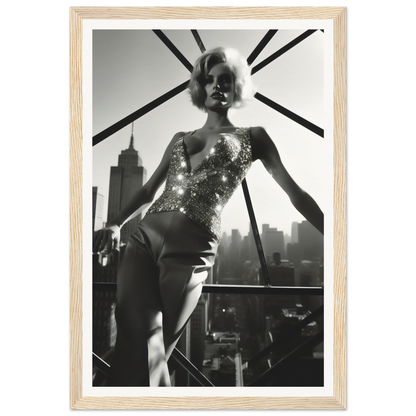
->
<box><xmin>93</xmin><ymin>223</ymin><xmax>121</xmax><ymax>254</ymax></box>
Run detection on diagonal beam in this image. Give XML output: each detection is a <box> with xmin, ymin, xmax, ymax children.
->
<box><xmin>153</xmin><ymin>29</ymin><xmax>194</xmax><ymax>73</ymax></box>
<box><xmin>92</xmin><ymin>30</ymin><xmax>323</xmax><ymax>146</ymax></box>
<box><xmin>245</xmin><ymin>305</ymin><xmax>323</xmax><ymax>368</ymax></box>
<box><xmin>171</xmin><ymin>348</ymin><xmax>214</xmax><ymax>386</ymax></box>
<box><xmin>247</xmin><ymin>29</ymin><xmax>278</xmax><ymax>66</ymax></box>
<box><xmin>242</xmin><ymin>179</ymin><xmax>271</xmax><ymax>286</ymax></box>
<box><xmin>92</xmin><ymin>352</ymin><xmax>110</xmax><ymax>375</ymax></box>
<box><xmin>248</xmin><ymin>330</ymin><xmax>324</xmax><ymax>386</ymax></box>
<box><xmin>251</xmin><ymin>29</ymin><xmax>317</xmax><ymax>75</ymax></box>
<box><xmin>255</xmin><ymin>92</ymin><xmax>324</xmax><ymax>138</ymax></box>
<box><xmin>93</xmin><ymin>80</ymin><xmax>189</xmax><ymax>146</ymax></box>
<box><xmin>191</xmin><ymin>30</ymin><xmax>206</xmax><ymax>53</ymax></box>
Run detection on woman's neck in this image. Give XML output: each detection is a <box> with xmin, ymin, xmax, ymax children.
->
<box><xmin>201</xmin><ymin>110</ymin><xmax>234</xmax><ymax>131</ymax></box>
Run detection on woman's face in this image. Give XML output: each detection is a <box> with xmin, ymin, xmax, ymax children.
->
<box><xmin>203</xmin><ymin>63</ymin><xmax>235</xmax><ymax>111</ymax></box>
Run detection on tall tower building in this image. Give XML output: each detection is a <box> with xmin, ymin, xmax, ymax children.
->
<box><xmin>298</xmin><ymin>220</ymin><xmax>323</xmax><ymax>260</ymax></box>
<box><xmin>107</xmin><ymin>124</ymin><xmax>147</xmax><ymax>244</ymax></box>
<box><xmin>190</xmin><ymin>297</ymin><xmax>208</xmax><ymax>375</ymax></box>
<box><xmin>262</xmin><ymin>224</ymin><xmax>285</xmax><ymax>262</ymax></box>
<box><xmin>92</xmin><ymin>186</ymin><xmax>104</xmax><ymax>232</ymax></box>
<box><xmin>291</xmin><ymin>222</ymin><xmax>299</xmax><ymax>244</ymax></box>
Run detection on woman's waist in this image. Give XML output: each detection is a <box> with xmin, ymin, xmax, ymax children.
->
<box><xmin>132</xmin><ymin>211</ymin><xmax>219</xmax><ymax>259</ymax></box>
<box><xmin>150</xmin><ymin>191</ymin><xmax>224</xmax><ymax>213</ymax></box>
<box><xmin>146</xmin><ymin>203</ymin><xmax>221</xmax><ymax>242</ymax></box>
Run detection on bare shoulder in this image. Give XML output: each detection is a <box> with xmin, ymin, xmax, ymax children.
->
<box><xmin>166</xmin><ymin>131</ymin><xmax>186</xmax><ymax>148</ymax></box>
<box><xmin>154</xmin><ymin>131</ymin><xmax>187</xmax><ymax>162</ymax></box>
<box><xmin>249</xmin><ymin>126</ymin><xmax>274</xmax><ymax>161</ymax></box>
<box><xmin>250</xmin><ymin>126</ymin><xmax>268</xmax><ymax>139</ymax></box>
<box><xmin>172</xmin><ymin>131</ymin><xmax>187</xmax><ymax>141</ymax></box>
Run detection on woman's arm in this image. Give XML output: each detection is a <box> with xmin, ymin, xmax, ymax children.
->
<box><xmin>93</xmin><ymin>131</ymin><xmax>185</xmax><ymax>253</ymax></box>
<box><xmin>108</xmin><ymin>131</ymin><xmax>184</xmax><ymax>228</ymax></box>
<box><xmin>250</xmin><ymin>126</ymin><xmax>324</xmax><ymax>235</ymax></box>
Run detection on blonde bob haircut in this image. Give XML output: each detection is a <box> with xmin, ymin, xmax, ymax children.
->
<box><xmin>188</xmin><ymin>47</ymin><xmax>256</xmax><ymax>111</ymax></box>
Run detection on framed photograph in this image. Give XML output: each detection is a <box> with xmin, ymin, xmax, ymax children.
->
<box><xmin>70</xmin><ymin>6</ymin><xmax>346</xmax><ymax>410</ymax></box>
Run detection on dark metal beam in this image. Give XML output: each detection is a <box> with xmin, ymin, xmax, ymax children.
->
<box><xmin>171</xmin><ymin>348</ymin><xmax>214</xmax><ymax>386</ymax></box>
<box><xmin>93</xmin><ymin>282</ymin><xmax>324</xmax><ymax>296</ymax></box>
<box><xmin>93</xmin><ymin>282</ymin><xmax>117</xmax><ymax>291</ymax></box>
<box><xmin>191</xmin><ymin>30</ymin><xmax>206</xmax><ymax>53</ymax></box>
<box><xmin>248</xmin><ymin>330</ymin><xmax>323</xmax><ymax>386</ymax></box>
<box><xmin>255</xmin><ymin>92</ymin><xmax>324</xmax><ymax>138</ymax></box>
<box><xmin>93</xmin><ymin>80</ymin><xmax>189</xmax><ymax>146</ymax></box>
<box><xmin>246</xmin><ymin>305</ymin><xmax>323</xmax><ymax>368</ymax></box>
<box><xmin>242</xmin><ymin>179</ymin><xmax>271</xmax><ymax>286</ymax></box>
<box><xmin>247</xmin><ymin>30</ymin><xmax>278</xmax><ymax>66</ymax></box>
<box><xmin>202</xmin><ymin>284</ymin><xmax>323</xmax><ymax>296</ymax></box>
<box><xmin>153</xmin><ymin>30</ymin><xmax>194</xmax><ymax>73</ymax></box>
<box><xmin>251</xmin><ymin>30</ymin><xmax>317</xmax><ymax>75</ymax></box>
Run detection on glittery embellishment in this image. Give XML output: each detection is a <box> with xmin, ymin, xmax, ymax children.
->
<box><xmin>147</xmin><ymin>127</ymin><xmax>252</xmax><ymax>242</ymax></box>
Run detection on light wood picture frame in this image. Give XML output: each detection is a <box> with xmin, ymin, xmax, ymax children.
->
<box><xmin>70</xmin><ymin>6</ymin><xmax>346</xmax><ymax>410</ymax></box>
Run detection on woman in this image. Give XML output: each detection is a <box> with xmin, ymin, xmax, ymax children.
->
<box><xmin>93</xmin><ymin>47</ymin><xmax>324</xmax><ymax>386</ymax></box>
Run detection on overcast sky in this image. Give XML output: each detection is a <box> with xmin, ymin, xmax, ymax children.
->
<box><xmin>92</xmin><ymin>28</ymin><xmax>329</xmax><ymax>237</ymax></box>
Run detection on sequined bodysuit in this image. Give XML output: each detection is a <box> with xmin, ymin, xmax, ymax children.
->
<box><xmin>146</xmin><ymin>127</ymin><xmax>252</xmax><ymax>242</ymax></box>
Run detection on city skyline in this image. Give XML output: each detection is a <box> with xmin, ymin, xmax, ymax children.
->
<box><xmin>92</xmin><ymin>28</ymin><xmax>331</xmax><ymax>237</ymax></box>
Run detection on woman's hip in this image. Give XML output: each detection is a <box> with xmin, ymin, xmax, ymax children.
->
<box><xmin>136</xmin><ymin>211</ymin><xmax>218</xmax><ymax>261</ymax></box>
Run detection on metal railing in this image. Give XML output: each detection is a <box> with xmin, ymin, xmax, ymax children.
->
<box><xmin>93</xmin><ymin>281</ymin><xmax>323</xmax><ymax>386</ymax></box>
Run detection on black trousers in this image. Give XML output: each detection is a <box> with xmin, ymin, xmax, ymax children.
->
<box><xmin>107</xmin><ymin>211</ymin><xmax>218</xmax><ymax>386</ymax></box>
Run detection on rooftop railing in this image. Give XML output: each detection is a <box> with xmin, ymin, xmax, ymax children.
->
<box><xmin>93</xmin><ymin>281</ymin><xmax>323</xmax><ymax>386</ymax></box>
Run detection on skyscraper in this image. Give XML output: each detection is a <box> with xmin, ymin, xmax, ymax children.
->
<box><xmin>107</xmin><ymin>125</ymin><xmax>147</xmax><ymax>244</ymax></box>
<box><xmin>92</xmin><ymin>186</ymin><xmax>104</xmax><ymax>232</ymax></box>
<box><xmin>262</xmin><ymin>224</ymin><xmax>285</xmax><ymax>262</ymax></box>
<box><xmin>298</xmin><ymin>220</ymin><xmax>323</xmax><ymax>261</ymax></box>
<box><xmin>291</xmin><ymin>221</ymin><xmax>299</xmax><ymax>244</ymax></box>
<box><xmin>190</xmin><ymin>297</ymin><xmax>208</xmax><ymax>374</ymax></box>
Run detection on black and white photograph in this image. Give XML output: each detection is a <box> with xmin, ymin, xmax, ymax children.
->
<box><xmin>89</xmin><ymin>22</ymin><xmax>331</xmax><ymax>393</ymax></box>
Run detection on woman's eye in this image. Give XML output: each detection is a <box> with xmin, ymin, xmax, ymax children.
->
<box><xmin>220</xmin><ymin>77</ymin><xmax>232</xmax><ymax>85</ymax></box>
